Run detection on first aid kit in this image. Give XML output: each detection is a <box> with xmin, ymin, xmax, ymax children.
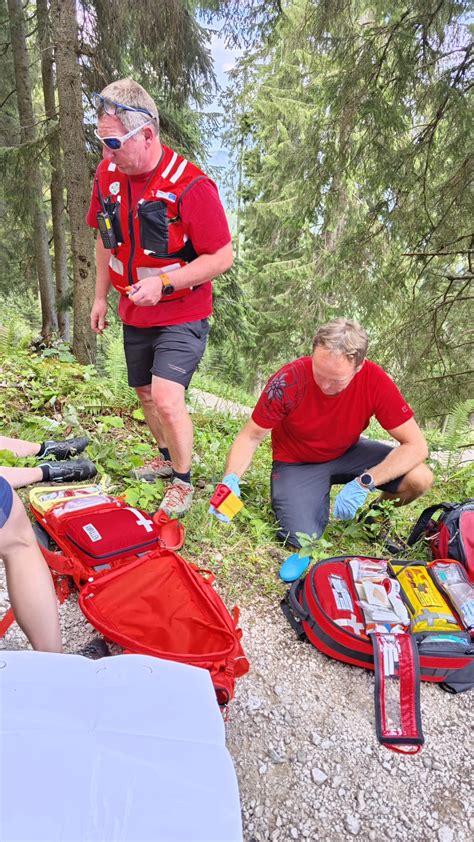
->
<box><xmin>282</xmin><ymin>555</ymin><xmax>474</xmax><ymax>753</ymax></box>
<box><xmin>1</xmin><ymin>486</ymin><xmax>249</xmax><ymax>707</ymax></box>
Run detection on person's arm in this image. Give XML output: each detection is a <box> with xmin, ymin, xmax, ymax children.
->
<box><xmin>223</xmin><ymin>418</ymin><xmax>271</xmax><ymax>479</ymax></box>
<box><xmin>364</xmin><ymin>418</ymin><xmax>428</xmax><ymax>487</ymax></box>
<box><xmin>209</xmin><ymin>419</ymin><xmax>270</xmax><ymax>521</ymax></box>
<box><xmin>334</xmin><ymin>417</ymin><xmax>429</xmax><ymax>521</ymax></box>
<box><xmin>129</xmin><ymin>241</ymin><xmax>233</xmax><ymax>307</ymax></box>
<box><xmin>90</xmin><ymin>237</ymin><xmax>112</xmax><ymax>334</ymax></box>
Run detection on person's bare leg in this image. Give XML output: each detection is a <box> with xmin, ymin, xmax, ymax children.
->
<box><xmin>0</xmin><ymin>466</ymin><xmax>44</xmax><ymax>489</ymax></box>
<box><xmin>1</xmin><ymin>491</ymin><xmax>62</xmax><ymax>652</ymax></box>
<box><xmin>381</xmin><ymin>463</ymin><xmax>434</xmax><ymax>505</ymax></box>
<box><xmin>151</xmin><ymin>376</ymin><xmax>193</xmax><ymax>473</ymax></box>
<box><xmin>0</xmin><ymin>436</ymin><xmax>40</xmax><ymax>457</ymax></box>
<box><xmin>135</xmin><ymin>384</ymin><xmax>168</xmax><ymax>449</ymax></box>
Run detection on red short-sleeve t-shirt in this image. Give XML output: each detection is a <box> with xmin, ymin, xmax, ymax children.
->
<box><xmin>87</xmin><ymin>166</ymin><xmax>231</xmax><ymax>326</ymax></box>
<box><xmin>251</xmin><ymin>357</ymin><xmax>414</xmax><ymax>463</ymax></box>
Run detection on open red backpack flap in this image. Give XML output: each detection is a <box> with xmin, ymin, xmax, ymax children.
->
<box><xmin>371</xmin><ymin>632</ymin><xmax>423</xmax><ymax>754</ymax></box>
<box><xmin>281</xmin><ymin>555</ymin><xmax>474</xmax><ymax>751</ymax></box>
<box><xmin>79</xmin><ymin>549</ymin><xmax>249</xmax><ymax>706</ymax></box>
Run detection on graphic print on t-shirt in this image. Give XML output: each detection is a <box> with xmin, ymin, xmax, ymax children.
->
<box><xmin>266</xmin><ymin>373</ymin><xmax>287</xmax><ymax>404</ymax></box>
<box><xmin>259</xmin><ymin>362</ymin><xmax>308</xmax><ymax>425</ymax></box>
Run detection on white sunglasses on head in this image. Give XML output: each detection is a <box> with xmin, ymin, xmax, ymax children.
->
<box><xmin>94</xmin><ymin>120</ymin><xmax>153</xmax><ymax>150</ymax></box>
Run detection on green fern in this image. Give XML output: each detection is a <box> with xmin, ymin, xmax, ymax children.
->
<box><xmin>442</xmin><ymin>400</ymin><xmax>474</xmax><ymax>450</ymax></box>
<box><xmin>432</xmin><ymin>400</ymin><xmax>474</xmax><ymax>477</ymax></box>
<box><xmin>103</xmin><ymin>328</ymin><xmax>139</xmax><ymax>409</ymax></box>
<box><xmin>0</xmin><ymin>319</ymin><xmax>29</xmax><ymax>355</ymax></box>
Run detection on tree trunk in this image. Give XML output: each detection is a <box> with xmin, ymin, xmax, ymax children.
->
<box><xmin>50</xmin><ymin>0</ymin><xmax>96</xmax><ymax>364</ymax></box>
<box><xmin>37</xmin><ymin>0</ymin><xmax>70</xmax><ymax>342</ymax></box>
<box><xmin>7</xmin><ymin>0</ymin><xmax>57</xmax><ymax>338</ymax></box>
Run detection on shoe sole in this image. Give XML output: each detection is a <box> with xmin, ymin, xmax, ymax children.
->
<box><xmin>158</xmin><ymin>506</ymin><xmax>192</xmax><ymax>518</ymax></box>
<box><xmin>159</xmin><ymin>497</ymin><xmax>194</xmax><ymax>518</ymax></box>
<box><xmin>130</xmin><ymin>468</ymin><xmax>174</xmax><ymax>482</ymax></box>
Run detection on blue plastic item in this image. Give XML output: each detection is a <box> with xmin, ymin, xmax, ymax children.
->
<box><xmin>279</xmin><ymin>553</ymin><xmax>311</xmax><ymax>583</ymax></box>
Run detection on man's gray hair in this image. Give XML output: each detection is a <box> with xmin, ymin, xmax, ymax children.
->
<box><xmin>98</xmin><ymin>79</ymin><xmax>159</xmax><ymax>133</ymax></box>
<box><xmin>312</xmin><ymin>318</ymin><xmax>368</xmax><ymax>366</ymax></box>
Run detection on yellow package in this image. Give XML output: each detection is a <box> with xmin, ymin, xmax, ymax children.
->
<box><xmin>29</xmin><ymin>484</ymin><xmax>104</xmax><ymax>515</ymax></box>
<box><xmin>217</xmin><ymin>491</ymin><xmax>244</xmax><ymax>520</ymax></box>
<box><xmin>393</xmin><ymin>564</ymin><xmax>461</xmax><ymax>633</ymax></box>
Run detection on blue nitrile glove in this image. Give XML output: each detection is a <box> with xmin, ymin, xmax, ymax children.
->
<box><xmin>333</xmin><ymin>479</ymin><xmax>369</xmax><ymax>520</ymax></box>
<box><xmin>208</xmin><ymin>473</ymin><xmax>241</xmax><ymax>524</ymax></box>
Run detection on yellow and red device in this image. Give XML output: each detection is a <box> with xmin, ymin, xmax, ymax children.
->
<box><xmin>210</xmin><ymin>482</ymin><xmax>243</xmax><ymax>520</ymax></box>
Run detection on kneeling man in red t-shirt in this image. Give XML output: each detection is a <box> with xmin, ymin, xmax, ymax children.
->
<box><xmin>210</xmin><ymin>318</ymin><xmax>433</xmax><ymax>549</ymax></box>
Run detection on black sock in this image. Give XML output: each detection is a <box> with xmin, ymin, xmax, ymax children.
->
<box><xmin>173</xmin><ymin>469</ymin><xmax>191</xmax><ymax>485</ymax></box>
<box><xmin>39</xmin><ymin>464</ymin><xmax>51</xmax><ymax>481</ymax></box>
<box><xmin>159</xmin><ymin>447</ymin><xmax>171</xmax><ymax>462</ymax></box>
<box><xmin>37</xmin><ymin>442</ymin><xmax>51</xmax><ymax>457</ymax></box>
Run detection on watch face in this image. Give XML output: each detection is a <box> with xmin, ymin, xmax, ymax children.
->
<box><xmin>360</xmin><ymin>473</ymin><xmax>373</xmax><ymax>487</ymax></box>
<box><xmin>161</xmin><ymin>283</ymin><xmax>175</xmax><ymax>296</ymax></box>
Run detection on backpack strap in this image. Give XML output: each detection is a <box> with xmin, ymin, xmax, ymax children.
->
<box><xmin>406</xmin><ymin>503</ymin><xmax>454</xmax><ymax>546</ymax></box>
<box><xmin>280</xmin><ymin>581</ymin><xmax>309</xmax><ymax>642</ymax></box>
<box><xmin>371</xmin><ymin>632</ymin><xmax>424</xmax><ymax>753</ymax></box>
<box><xmin>0</xmin><ymin>607</ymin><xmax>15</xmax><ymax>639</ymax></box>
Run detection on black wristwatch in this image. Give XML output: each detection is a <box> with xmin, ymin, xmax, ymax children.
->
<box><xmin>358</xmin><ymin>472</ymin><xmax>377</xmax><ymax>491</ymax></box>
<box><xmin>161</xmin><ymin>281</ymin><xmax>175</xmax><ymax>296</ymax></box>
<box><xmin>160</xmin><ymin>273</ymin><xmax>175</xmax><ymax>296</ymax></box>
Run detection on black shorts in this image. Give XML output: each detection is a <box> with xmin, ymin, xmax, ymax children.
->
<box><xmin>123</xmin><ymin>320</ymin><xmax>210</xmax><ymax>388</ymax></box>
<box><xmin>271</xmin><ymin>437</ymin><xmax>405</xmax><ymax>547</ymax></box>
<box><xmin>0</xmin><ymin>476</ymin><xmax>13</xmax><ymax>528</ymax></box>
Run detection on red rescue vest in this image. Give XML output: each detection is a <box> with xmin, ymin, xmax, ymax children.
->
<box><xmin>96</xmin><ymin>145</ymin><xmax>214</xmax><ymax>324</ymax></box>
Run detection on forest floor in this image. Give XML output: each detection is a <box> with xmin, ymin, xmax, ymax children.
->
<box><xmin>0</xmin><ymin>385</ymin><xmax>472</xmax><ymax>842</ymax></box>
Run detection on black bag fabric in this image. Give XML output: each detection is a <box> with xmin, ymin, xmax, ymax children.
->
<box><xmin>407</xmin><ymin>500</ymin><xmax>474</xmax><ymax>580</ymax></box>
<box><xmin>440</xmin><ymin>658</ymin><xmax>474</xmax><ymax>693</ymax></box>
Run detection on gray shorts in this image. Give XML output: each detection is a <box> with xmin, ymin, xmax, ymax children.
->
<box><xmin>271</xmin><ymin>437</ymin><xmax>404</xmax><ymax>547</ymax></box>
<box><xmin>123</xmin><ymin>320</ymin><xmax>210</xmax><ymax>388</ymax></box>
<box><xmin>0</xmin><ymin>476</ymin><xmax>13</xmax><ymax>528</ymax></box>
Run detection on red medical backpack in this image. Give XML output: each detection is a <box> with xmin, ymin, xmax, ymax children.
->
<box><xmin>282</xmin><ymin>555</ymin><xmax>474</xmax><ymax>752</ymax></box>
<box><xmin>0</xmin><ymin>488</ymin><xmax>249</xmax><ymax>706</ymax></box>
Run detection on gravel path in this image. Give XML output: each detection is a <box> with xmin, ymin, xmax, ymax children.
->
<box><xmin>0</xmin><ymin>568</ymin><xmax>471</xmax><ymax>842</ymax></box>
<box><xmin>189</xmin><ymin>387</ymin><xmax>252</xmax><ymax>418</ymax></box>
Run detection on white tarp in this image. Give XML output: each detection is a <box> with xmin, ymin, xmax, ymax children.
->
<box><xmin>0</xmin><ymin>651</ymin><xmax>243</xmax><ymax>842</ymax></box>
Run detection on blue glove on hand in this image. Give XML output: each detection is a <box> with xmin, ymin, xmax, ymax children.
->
<box><xmin>208</xmin><ymin>473</ymin><xmax>241</xmax><ymax>524</ymax></box>
<box><xmin>333</xmin><ymin>479</ymin><xmax>369</xmax><ymax>520</ymax></box>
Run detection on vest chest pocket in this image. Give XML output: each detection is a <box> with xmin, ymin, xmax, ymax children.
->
<box><xmin>138</xmin><ymin>200</ymin><xmax>169</xmax><ymax>255</ymax></box>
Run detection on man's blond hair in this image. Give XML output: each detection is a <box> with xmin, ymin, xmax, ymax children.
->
<box><xmin>312</xmin><ymin>318</ymin><xmax>368</xmax><ymax>366</ymax></box>
<box><xmin>98</xmin><ymin>79</ymin><xmax>159</xmax><ymax>133</ymax></box>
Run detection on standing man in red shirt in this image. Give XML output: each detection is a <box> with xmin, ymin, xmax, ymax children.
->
<box><xmin>210</xmin><ymin>318</ymin><xmax>433</xmax><ymax>554</ymax></box>
<box><xmin>87</xmin><ymin>79</ymin><xmax>233</xmax><ymax>516</ymax></box>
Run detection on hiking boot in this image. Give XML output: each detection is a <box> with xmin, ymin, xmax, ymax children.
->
<box><xmin>41</xmin><ymin>459</ymin><xmax>97</xmax><ymax>483</ymax></box>
<box><xmin>77</xmin><ymin>636</ymin><xmax>110</xmax><ymax>659</ymax></box>
<box><xmin>158</xmin><ymin>478</ymin><xmax>194</xmax><ymax>517</ymax></box>
<box><xmin>40</xmin><ymin>436</ymin><xmax>90</xmax><ymax>460</ymax></box>
<box><xmin>130</xmin><ymin>454</ymin><xmax>173</xmax><ymax>482</ymax></box>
